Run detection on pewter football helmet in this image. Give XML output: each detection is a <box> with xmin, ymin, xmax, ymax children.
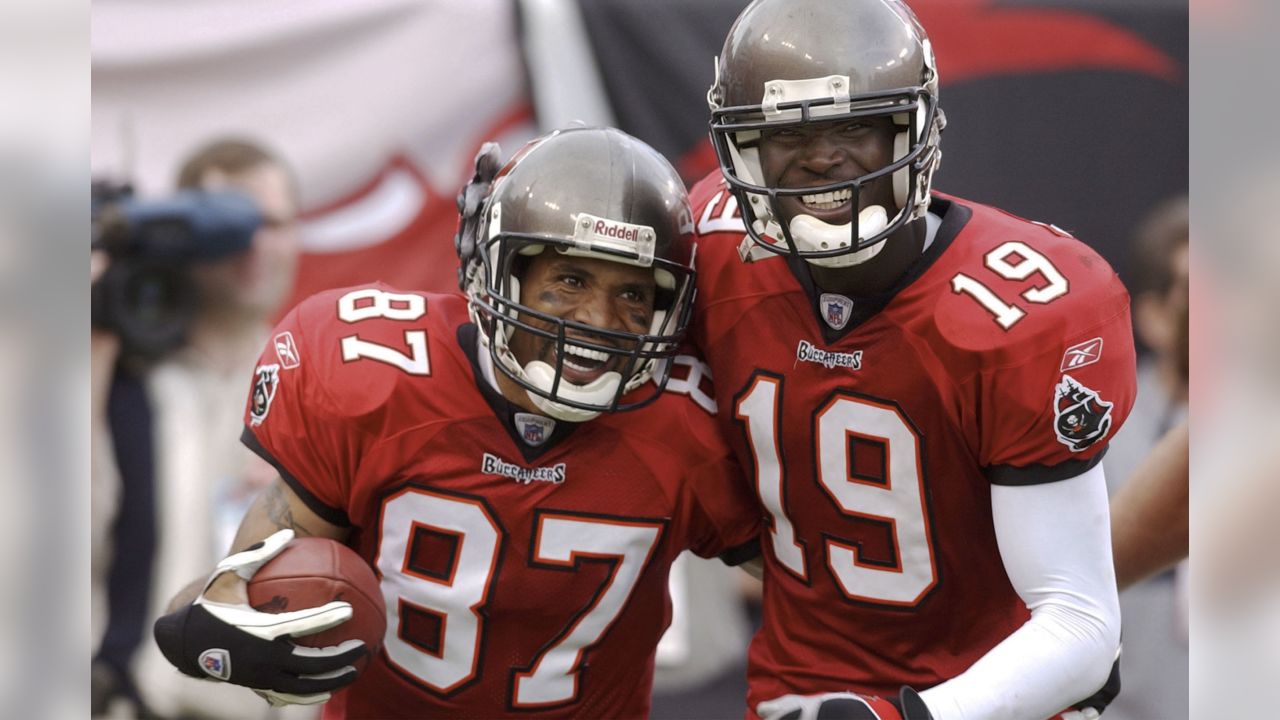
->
<box><xmin>708</xmin><ymin>0</ymin><xmax>945</xmax><ymax>267</ymax></box>
<box><xmin>456</xmin><ymin>127</ymin><xmax>696</xmax><ymax>421</ymax></box>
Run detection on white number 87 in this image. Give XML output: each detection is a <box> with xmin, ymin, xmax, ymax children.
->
<box><xmin>336</xmin><ymin>288</ymin><xmax>432</xmax><ymax>375</ymax></box>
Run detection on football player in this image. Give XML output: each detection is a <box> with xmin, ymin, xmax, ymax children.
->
<box><xmin>152</xmin><ymin>127</ymin><xmax>763</xmax><ymax>718</ymax></box>
<box><xmin>691</xmin><ymin>1</ymin><xmax>1136</xmax><ymax>719</ymax></box>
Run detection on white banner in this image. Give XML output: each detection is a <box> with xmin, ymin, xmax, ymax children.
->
<box><xmin>92</xmin><ymin>0</ymin><xmax>535</xmax><ymax>300</ymax></box>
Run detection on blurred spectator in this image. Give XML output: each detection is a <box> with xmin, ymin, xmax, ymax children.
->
<box><xmin>1193</xmin><ymin>163</ymin><xmax>1280</xmax><ymax>719</ymax></box>
<box><xmin>92</xmin><ymin>138</ymin><xmax>303</xmax><ymax>719</ymax></box>
<box><xmin>1111</xmin><ymin>418</ymin><xmax>1189</xmax><ymax>589</ymax></box>
<box><xmin>1102</xmin><ymin>195</ymin><xmax>1189</xmax><ymax>720</ymax></box>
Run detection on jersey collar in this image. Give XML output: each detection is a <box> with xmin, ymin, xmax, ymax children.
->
<box><xmin>793</xmin><ymin>195</ymin><xmax>972</xmax><ymax>344</ymax></box>
<box><xmin>456</xmin><ymin>323</ymin><xmax>579</xmax><ymax>462</ymax></box>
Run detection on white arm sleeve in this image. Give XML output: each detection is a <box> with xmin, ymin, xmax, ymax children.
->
<box><xmin>919</xmin><ymin>463</ymin><xmax>1120</xmax><ymax>720</ymax></box>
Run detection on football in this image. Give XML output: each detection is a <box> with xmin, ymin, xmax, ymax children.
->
<box><xmin>247</xmin><ymin>537</ymin><xmax>387</xmax><ymax>668</ymax></box>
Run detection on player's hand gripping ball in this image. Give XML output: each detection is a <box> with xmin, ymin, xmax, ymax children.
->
<box><xmin>154</xmin><ymin>530</ymin><xmax>387</xmax><ymax>706</ymax></box>
<box><xmin>247</xmin><ymin>536</ymin><xmax>387</xmax><ymax>670</ymax></box>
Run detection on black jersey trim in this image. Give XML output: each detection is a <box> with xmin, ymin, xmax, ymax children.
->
<box><xmin>797</xmin><ymin>196</ymin><xmax>973</xmax><ymax>344</ymax></box>
<box><xmin>240</xmin><ymin>427</ymin><xmax>352</xmax><ymax>527</ymax></box>
<box><xmin>457</xmin><ymin>323</ymin><xmax>580</xmax><ymax>463</ymax></box>
<box><xmin>985</xmin><ymin>447</ymin><xmax>1107</xmax><ymax>486</ymax></box>
<box><xmin>718</xmin><ymin>537</ymin><xmax>762</xmax><ymax>567</ymax></box>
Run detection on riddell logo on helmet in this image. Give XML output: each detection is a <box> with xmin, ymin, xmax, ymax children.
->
<box><xmin>594</xmin><ymin>219</ymin><xmax>639</xmax><ymax>242</ymax></box>
<box><xmin>574</xmin><ymin>213</ymin><xmax>656</xmax><ymax>264</ymax></box>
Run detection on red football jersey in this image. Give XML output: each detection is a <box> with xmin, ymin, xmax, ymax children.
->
<box><xmin>689</xmin><ymin>174</ymin><xmax>1136</xmax><ymax>709</ymax></box>
<box><xmin>241</xmin><ymin>285</ymin><xmax>762</xmax><ymax>719</ymax></box>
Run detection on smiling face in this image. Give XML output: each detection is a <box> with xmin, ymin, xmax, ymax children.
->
<box><xmin>756</xmin><ymin>116</ymin><xmax>899</xmax><ymax>228</ymax></box>
<box><xmin>498</xmin><ymin>250</ymin><xmax>656</xmax><ymax>409</ymax></box>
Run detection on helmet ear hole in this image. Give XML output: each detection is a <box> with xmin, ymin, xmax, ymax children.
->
<box><xmin>653</xmin><ymin>284</ymin><xmax>677</xmax><ymax>315</ymax></box>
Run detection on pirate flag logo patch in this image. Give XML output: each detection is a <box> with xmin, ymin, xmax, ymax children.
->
<box><xmin>1053</xmin><ymin>374</ymin><xmax>1113</xmax><ymax>452</ymax></box>
<box><xmin>249</xmin><ymin>364</ymin><xmax>281</xmax><ymax>427</ymax></box>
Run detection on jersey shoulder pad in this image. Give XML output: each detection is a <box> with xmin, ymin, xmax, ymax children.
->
<box><xmin>661</xmin><ymin>353</ymin><xmax>720</xmax><ymax>417</ymax></box>
<box><xmin>689</xmin><ymin>172</ymin><xmax>730</xmax><ymax>218</ymax></box>
<box><xmin>273</xmin><ymin>283</ymin><xmax>467</xmax><ymax>421</ymax></box>
<box><xmin>929</xmin><ymin>197</ymin><xmax>1131</xmax><ymax>361</ymax></box>
<box><xmin>687</xmin><ymin>173</ymin><xmax>799</xmax><ymax>314</ymax></box>
<box><xmin>690</xmin><ymin>172</ymin><xmax>748</xmax><ymax>242</ymax></box>
<box><xmin>601</xmin><ymin>373</ymin><xmax>727</xmax><ymax>470</ymax></box>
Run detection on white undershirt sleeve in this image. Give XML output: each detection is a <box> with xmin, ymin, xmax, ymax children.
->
<box><xmin>918</xmin><ymin>463</ymin><xmax>1121</xmax><ymax>720</ymax></box>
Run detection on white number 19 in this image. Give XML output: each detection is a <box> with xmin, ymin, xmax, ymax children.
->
<box><xmin>951</xmin><ymin>241</ymin><xmax>1069</xmax><ymax>329</ymax></box>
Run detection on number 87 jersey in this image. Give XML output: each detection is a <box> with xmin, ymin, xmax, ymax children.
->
<box><xmin>241</xmin><ymin>285</ymin><xmax>762</xmax><ymax>719</ymax></box>
<box><xmin>689</xmin><ymin>179</ymin><xmax>1137</xmax><ymax>707</ymax></box>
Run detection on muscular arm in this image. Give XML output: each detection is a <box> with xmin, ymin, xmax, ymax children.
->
<box><xmin>164</xmin><ymin>476</ymin><xmax>348</xmax><ymax>612</ymax></box>
<box><xmin>920</xmin><ymin>464</ymin><xmax>1120</xmax><ymax>720</ymax></box>
<box><xmin>1110</xmin><ymin>420</ymin><xmax>1189</xmax><ymax>590</ymax></box>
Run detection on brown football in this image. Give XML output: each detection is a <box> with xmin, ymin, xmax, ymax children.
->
<box><xmin>247</xmin><ymin>537</ymin><xmax>387</xmax><ymax>669</ymax></box>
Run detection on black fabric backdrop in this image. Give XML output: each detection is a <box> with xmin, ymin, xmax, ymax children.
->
<box><xmin>573</xmin><ymin>0</ymin><xmax>1188</xmax><ymax>289</ymax></box>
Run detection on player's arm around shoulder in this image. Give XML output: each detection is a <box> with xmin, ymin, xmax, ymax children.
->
<box><xmin>660</xmin><ymin>353</ymin><xmax>765</xmax><ymax>566</ymax></box>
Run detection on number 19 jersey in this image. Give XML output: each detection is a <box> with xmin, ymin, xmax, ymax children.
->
<box><xmin>689</xmin><ymin>175</ymin><xmax>1137</xmax><ymax>709</ymax></box>
<box><xmin>242</xmin><ymin>286</ymin><xmax>762</xmax><ymax>719</ymax></box>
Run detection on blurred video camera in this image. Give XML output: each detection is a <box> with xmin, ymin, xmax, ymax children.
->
<box><xmin>91</xmin><ymin>181</ymin><xmax>263</xmax><ymax>361</ymax></box>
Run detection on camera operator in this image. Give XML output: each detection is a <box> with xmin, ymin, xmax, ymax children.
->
<box><xmin>91</xmin><ymin>138</ymin><xmax>301</xmax><ymax>719</ymax></box>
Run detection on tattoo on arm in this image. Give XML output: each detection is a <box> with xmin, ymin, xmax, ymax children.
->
<box><xmin>264</xmin><ymin>483</ymin><xmax>319</xmax><ymax>537</ymax></box>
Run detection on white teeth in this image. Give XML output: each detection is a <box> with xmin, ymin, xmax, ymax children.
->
<box><xmin>565</xmin><ymin>345</ymin><xmax>608</xmax><ymax>362</ymax></box>
<box><xmin>560</xmin><ymin>344</ymin><xmax>609</xmax><ymax>375</ymax></box>
<box><xmin>564</xmin><ymin>359</ymin><xmax>596</xmax><ymax>373</ymax></box>
<box><xmin>801</xmin><ymin>188</ymin><xmax>852</xmax><ymax>210</ymax></box>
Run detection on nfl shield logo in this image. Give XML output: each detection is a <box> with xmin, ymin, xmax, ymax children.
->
<box><xmin>819</xmin><ymin>293</ymin><xmax>854</xmax><ymax>331</ymax></box>
<box><xmin>514</xmin><ymin>412</ymin><xmax>555</xmax><ymax>448</ymax></box>
<box><xmin>524</xmin><ymin>423</ymin><xmax>544</xmax><ymax>444</ymax></box>
<box><xmin>198</xmin><ymin>649</ymin><xmax>231</xmax><ymax>680</ymax></box>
